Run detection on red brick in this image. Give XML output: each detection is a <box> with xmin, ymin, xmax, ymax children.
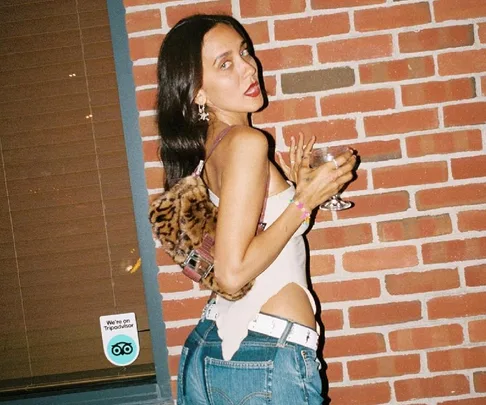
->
<box><xmin>132</xmin><ymin>63</ymin><xmax>157</xmax><ymax>87</ymax></box>
<box><xmin>313</xmin><ymin>278</ymin><xmax>381</xmax><ymax>303</ymax></box>
<box><xmin>142</xmin><ymin>139</ymin><xmax>160</xmax><ymax>163</ymax></box>
<box><xmin>145</xmin><ymin>167</ymin><xmax>165</xmax><ymax>190</ymax></box>
<box><xmin>136</xmin><ymin>88</ymin><xmax>157</xmax><ymax>111</ymax></box>
<box><xmin>470</xmin><ymin>320</ymin><xmax>486</xmax><ymax>342</ymax></box>
<box><xmin>373</xmin><ymin>161</ymin><xmax>448</xmax><ymax>189</ymax></box>
<box><xmin>452</xmin><ymin>155</ymin><xmax>486</xmax><ymax>180</ymax></box>
<box><xmin>346</xmin><ymin>168</ymin><xmax>367</xmax><ymax>192</ymax></box>
<box><xmin>166</xmin><ymin>0</ymin><xmax>231</xmax><ymax>27</ymax></box>
<box><xmin>337</xmin><ymin>191</ymin><xmax>410</xmax><ymax>219</ymax></box>
<box><xmin>483</xmin><ymin>76</ymin><xmax>486</xmax><ymax>95</ymax></box>
<box><xmin>355</xmin><ymin>3</ymin><xmax>431</xmax><ymax>32</ymax></box>
<box><xmin>170</xmin><ymin>379</ymin><xmax>177</xmax><ymax>399</ymax></box>
<box><xmin>126</xmin><ymin>9</ymin><xmax>161</xmax><ymax>34</ymax></box>
<box><xmin>165</xmin><ymin>325</ymin><xmax>193</xmax><ymax>347</ymax></box>
<box><xmin>348</xmin><ymin>354</ymin><xmax>420</xmax><ymax>380</ymax></box>
<box><xmin>243</xmin><ymin>21</ymin><xmax>269</xmax><ymax>45</ymax></box>
<box><xmin>275</xmin><ymin>13</ymin><xmax>349</xmax><ymax>41</ymax></box>
<box><xmin>475</xmin><ymin>371</ymin><xmax>486</xmax><ymax>392</ymax></box>
<box><xmin>423</xmin><ymin>237</ymin><xmax>486</xmax><ymax>264</ymax></box>
<box><xmin>312</xmin><ymin>0</ymin><xmax>385</xmax><ymax>9</ymax></box>
<box><xmin>378</xmin><ymin>214</ymin><xmax>452</xmax><ymax>242</ymax></box>
<box><xmin>324</xmin><ymin>333</ymin><xmax>386</xmax><ymax>358</ymax></box>
<box><xmin>428</xmin><ymin>346</ymin><xmax>486</xmax><ymax>372</ymax></box>
<box><xmin>321</xmin><ymin>89</ymin><xmax>395</xmax><ymax>116</ymax></box>
<box><xmin>318</xmin><ymin>35</ymin><xmax>392</xmax><ymax>63</ymax></box>
<box><xmin>240</xmin><ymin>0</ymin><xmax>305</xmax><ymax>17</ymax></box>
<box><xmin>480</xmin><ymin>23</ymin><xmax>486</xmax><ymax>43</ymax></box>
<box><xmin>310</xmin><ymin>254</ymin><xmax>335</xmax><ymax>276</ymax></box>
<box><xmin>364</xmin><ymin>109</ymin><xmax>438</xmax><ymax>136</ymax></box>
<box><xmin>315</xmin><ymin>208</ymin><xmax>333</xmax><ymax>223</ymax></box>
<box><xmin>439</xmin><ymin>49</ymin><xmax>486</xmax><ymax>75</ymax></box>
<box><xmin>428</xmin><ymin>292</ymin><xmax>486</xmax><ymax>319</ymax></box>
<box><xmin>128</xmin><ymin>34</ymin><xmax>164</xmax><ymax>60</ymax></box>
<box><xmin>308</xmin><ymin>224</ymin><xmax>373</xmax><ymax>250</ymax></box>
<box><xmin>434</xmin><ymin>0</ymin><xmax>486</xmax><ymax>22</ymax></box>
<box><xmin>416</xmin><ymin>184</ymin><xmax>486</xmax><ymax>211</ymax></box>
<box><xmin>439</xmin><ymin>397</ymin><xmax>486</xmax><ymax>405</ymax></box>
<box><xmin>168</xmin><ymin>353</ymin><xmax>180</xmax><ymax>376</ymax></box>
<box><xmin>262</xmin><ymin>75</ymin><xmax>276</xmax><ymax>97</ymax></box>
<box><xmin>402</xmin><ymin>78</ymin><xmax>475</xmax><ymax>106</ymax></box>
<box><xmin>282</xmin><ymin>120</ymin><xmax>358</xmax><ymax>145</ymax></box>
<box><xmin>350</xmin><ymin>139</ymin><xmax>401</xmax><ymax>163</ymax></box>
<box><xmin>257</xmin><ymin>45</ymin><xmax>313</xmax><ymax>72</ymax></box>
<box><xmin>406</xmin><ymin>129</ymin><xmax>483</xmax><ymax>157</ymax></box>
<box><xmin>343</xmin><ymin>245</ymin><xmax>418</xmax><ymax>272</ymax></box>
<box><xmin>395</xmin><ymin>374</ymin><xmax>469</xmax><ymax>401</ymax></box>
<box><xmin>155</xmin><ymin>247</ymin><xmax>175</xmax><ymax>266</ymax></box>
<box><xmin>253</xmin><ymin>97</ymin><xmax>316</xmax><ymax>125</ymax></box>
<box><xmin>390</xmin><ymin>324</ymin><xmax>464</xmax><ymax>351</ymax></box>
<box><xmin>349</xmin><ymin>301</ymin><xmax>422</xmax><ymax>328</ymax></box>
<box><xmin>465</xmin><ymin>264</ymin><xmax>486</xmax><ymax>286</ymax></box>
<box><xmin>445</xmin><ymin>102</ymin><xmax>486</xmax><ymax>127</ymax></box>
<box><xmin>124</xmin><ymin>0</ymin><xmax>173</xmax><ymax>5</ymax></box>
<box><xmin>360</xmin><ymin>56</ymin><xmax>435</xmax><ymax>84</ymax></box>
<box><xmin>157</xmin><ymin>271</ymin><xmax>194</xmax><ymax>293</ymax></box>
<box><xmin>399</xmin><ymin>25</ymin><xmax>475</xmax><ymax>53</ymax></box>
<box><xmin>321</xmin><ymin>309</ymin><xmax>344</xmax><ymax>331</ymax></box>
<box><xmin>326</xmin><ymin>362</ymin><xmax>343</xmax><ymax>382</ymax></box>
<box><xmin>328</xmin><ymin>383</ymin><xmax>391</xmax><ymax>405</ymax></box>
<box><xmin>162</xmin><ymin>297</ymin><xmax>207</xmax><ymax>322</ymax></box>
<box><xmin>385</xmin><ymin>268</ymin><xmax>460</xmax><ymax>295</ymax></box>
<box><xmin>139</xmin><ymin>115</ymin><xmax>158</xmax><ymax>138</ymax></box>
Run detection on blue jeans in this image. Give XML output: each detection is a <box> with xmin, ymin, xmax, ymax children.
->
<box><xmin>177</xmin><ymin>317</ymin><xmax>324</xmax><ymax>404</ymax></box>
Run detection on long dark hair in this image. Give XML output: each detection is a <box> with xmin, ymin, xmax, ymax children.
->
<box><xmin>156</xmin><ymin>14</ymin><xmax>250</xmax><ymax>188</ymax></box>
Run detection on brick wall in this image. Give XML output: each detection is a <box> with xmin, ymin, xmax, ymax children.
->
<box><xmin>123</xmin><ymin>0</ymin><xmax>486</xmax><ymax>403</ymax></box>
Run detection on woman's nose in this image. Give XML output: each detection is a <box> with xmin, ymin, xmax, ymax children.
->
<box><xmin>242</xmin><ymin>59</ymin><xmax>256</xmax><ymax>77</ymax></box>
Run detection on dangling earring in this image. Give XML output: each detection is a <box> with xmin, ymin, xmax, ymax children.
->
<box><xmin>198</xmin><ymin>103</ymin><xmax>209</xmax><ymax>122</ymax></box>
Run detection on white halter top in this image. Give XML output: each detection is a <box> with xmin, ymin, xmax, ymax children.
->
<box><xmin>209</xmin><ymin>183</ymin><xmax>316</xmax><ymax>360</ymax></box>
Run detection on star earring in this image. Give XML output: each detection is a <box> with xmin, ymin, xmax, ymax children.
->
<box><xmin>198</xmin><ymin>103</ymin><xmax>209</xmax><ymax>121</ymax></box>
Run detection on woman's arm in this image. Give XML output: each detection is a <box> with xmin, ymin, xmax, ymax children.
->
<box><xmin>212</xmin><ymin>126</ymin><xmax>356</xmax><ymax>293</ymax></box>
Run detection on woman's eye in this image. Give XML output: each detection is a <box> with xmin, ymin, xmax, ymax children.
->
<box><xmin>221</xmin><ymin>61</ymin><xmax>231</xmax><ymax>70</ymax></box>
<box><xmin>241</xmin><ymin>49</ymin><xmax>250</xmax><ymax>57</ymax></box>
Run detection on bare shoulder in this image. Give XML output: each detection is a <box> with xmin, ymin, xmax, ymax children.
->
<box><xmin>225</xmin><ymin>126</ymin><xmax>268</xmax><ymax>155</ymax></box>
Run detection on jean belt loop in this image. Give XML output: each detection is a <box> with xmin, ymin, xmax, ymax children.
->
<box><xmin>276</xmin><ymin>321</ymin><xmax>293</xmax><ymax>348</ymax></box>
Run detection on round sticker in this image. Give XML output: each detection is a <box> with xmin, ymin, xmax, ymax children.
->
<box><xmin>107</xmin><ymin>334</ymin><xmax>137</xmax><ymax>366</ymax></box>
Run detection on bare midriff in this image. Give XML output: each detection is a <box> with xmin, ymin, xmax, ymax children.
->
<box><xmin>261</xmin><ymin>283</ymin><xmax>316</xmax><ymax>329</ymax></box>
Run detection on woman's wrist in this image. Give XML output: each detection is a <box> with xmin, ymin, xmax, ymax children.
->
<box><xmin>289</xmin><ymin>198</ymin><xmax>311</xmax><ymax>224</ymax></box>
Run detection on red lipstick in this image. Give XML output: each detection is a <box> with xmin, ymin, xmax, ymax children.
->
<box><xmin>244</xmin><ymin>82</ymin><xmax>261</xmax><ymax>97</ymax></box>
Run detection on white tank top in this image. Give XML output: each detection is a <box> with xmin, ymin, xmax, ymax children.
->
<box><xmin>209</xmin><ymin>182</ymin><xmax>316</xmax><ymax>360</ymax></box>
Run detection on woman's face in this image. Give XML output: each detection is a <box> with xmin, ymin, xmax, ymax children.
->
<box><xmin>196</xmin><ymin>24</ymin><xmax>264</xmax><ymax>121</ymax></box>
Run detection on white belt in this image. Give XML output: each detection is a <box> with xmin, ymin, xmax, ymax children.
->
<box><xmin>202</xmin><ymin>303</ymin><xmax>319</xmax><ymax>351</ymax></box>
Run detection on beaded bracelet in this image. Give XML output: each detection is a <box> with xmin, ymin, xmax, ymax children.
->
<box><xmin>289</xmin><ymin>199</ymin><xmax>311</xmax><ymax>224</ymax></box>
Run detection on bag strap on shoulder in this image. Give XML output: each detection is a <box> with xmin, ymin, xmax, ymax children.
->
<box><xmin>195</xmin><ymin>125</ymin><xmax>269</xmax><ymax>232</ymax></box>
<box><xmin>193</xmin><ymin>125</ymin><xmax>234</xmax><ymax>176</ymax></box>
<box><xmin>205</xmin><ymin>125</ymin><xmax>235</xmax><ymax>162</ymax></box>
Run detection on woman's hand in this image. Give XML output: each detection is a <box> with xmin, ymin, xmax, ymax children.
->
<box><xmin>294</xmin><ymin>146</ymin><xmax>357</xmax><ymax>212</ymax></box>
<box><xmin>276</xmin><ymin>132</ymin><xmax>315</xmax><ymax>183</ymax></box>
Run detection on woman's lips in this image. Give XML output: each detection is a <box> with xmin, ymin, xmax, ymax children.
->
<box><xmin>244</xmin><ymin>82</ymin><xmax>261</xmax><ymax>97</ymax></box>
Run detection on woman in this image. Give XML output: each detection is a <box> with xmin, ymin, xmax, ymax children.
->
<box><xmin>156</xmin><ymin>14</ymin><xmax>356</xmax><ymax>405</ymax></box>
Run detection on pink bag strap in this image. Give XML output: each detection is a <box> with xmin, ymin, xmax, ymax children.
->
<box><xmin>205</xmin><ymin>125</ymin><xmax>235</xmax><ymax>162</ymax></box>
<box><xmin>196</xmin><ymin>125</ymin><xmax>269</xmax><ymax>231</ymax></box>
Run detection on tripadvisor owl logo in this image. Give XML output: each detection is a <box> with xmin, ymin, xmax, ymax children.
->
<box><xmin>100</xmin><ymin>313</ymin><xmax>140</xmax><ymax>366</ymax></box>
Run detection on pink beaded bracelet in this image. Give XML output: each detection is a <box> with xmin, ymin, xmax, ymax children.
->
<box><xmin>289</xmin><ymin>199</ymin><xmax>311</xmax><ymax>224</ymax></box>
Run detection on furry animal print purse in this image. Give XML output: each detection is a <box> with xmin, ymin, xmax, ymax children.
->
<box><xmin>148</xmin><ymin>127</ymin><xmax>266</xmax><ymax>301</ymax></box>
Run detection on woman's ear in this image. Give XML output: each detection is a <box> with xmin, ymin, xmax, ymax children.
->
<box><xmin>195</xmin><ymin>89</ymin><xmax>207</xmax><ymax>106</ymax></box>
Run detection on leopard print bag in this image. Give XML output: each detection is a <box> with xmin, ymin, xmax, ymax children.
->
<box><xmin>148</xmin><ymin>127</ymin><xmax>266</xmax><ymax>301</ymax></box>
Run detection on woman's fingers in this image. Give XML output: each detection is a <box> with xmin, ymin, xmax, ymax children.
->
<box><xmin>276</xmin><ymin>151</ymin><xmax>290</xmax><ymax>175</ymax></box>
